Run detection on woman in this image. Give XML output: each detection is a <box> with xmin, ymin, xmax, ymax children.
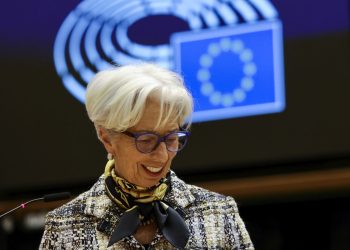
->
<box><xmin>40</xmin><ymin>64</ymin><xmax>254</xmax><ymax>249</ymax></box>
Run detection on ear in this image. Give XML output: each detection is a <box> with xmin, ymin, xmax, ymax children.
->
<box><xmin>97</xmin><ymin>127</ymin><xmax>115</xmax><ymax>153</ymax></box>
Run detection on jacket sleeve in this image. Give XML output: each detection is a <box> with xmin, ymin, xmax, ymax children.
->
<box><xmin>39</xmin><ymin>214</ymin><xmax>64</xmax><ymax>249</ymax></box>
<box><xmin>225</xmin><ymin>196</ymin><xmax>255</xmax><ymax>250</ymax></box>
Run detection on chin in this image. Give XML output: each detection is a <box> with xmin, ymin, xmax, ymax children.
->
<box><xmin>142</xmin><ymin>179</ymin><xmax>161</xmax><ymax>188</ymax></box>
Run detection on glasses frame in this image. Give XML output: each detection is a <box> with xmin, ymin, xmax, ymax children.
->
<box><xmin>122</xmin><ymin>130</ymin><xmax>190</xmax><ymax>154</ymax></box>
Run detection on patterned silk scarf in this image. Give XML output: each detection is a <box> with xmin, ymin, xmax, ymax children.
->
<box><xmin>104</xmin><ymin>160</ymin><xmax>189</xmax><ymax>249</ymax></box>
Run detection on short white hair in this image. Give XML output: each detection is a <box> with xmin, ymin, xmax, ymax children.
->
<box><xmin>85</xmin><ymin>63</ymin><xmax>193</xmax><ymax>132</ymax></box>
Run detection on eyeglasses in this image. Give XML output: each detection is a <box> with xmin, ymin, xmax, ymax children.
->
<box><xmin>122</xmin><ymin>130</ymin><xmax>190</xmax><ymax>154</ymax></box>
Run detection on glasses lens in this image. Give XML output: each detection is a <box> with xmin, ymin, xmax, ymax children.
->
<box><xmin>135</xmin><ymin>133</ymin><xmax>158</xmax><ymax>153</ymax></box>
<box><xmin>166</xmin><ymin>132</ymin><xmax>188</xmax><ymax>152</ymax></box>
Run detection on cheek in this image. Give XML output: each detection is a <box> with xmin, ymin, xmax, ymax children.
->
<box><xmin>120</xmin><ymin>148</ymin><xmax>142</xmax><ymax>165</ymax></box>
<box><xmin>113</xmin><ymin>138</ymin><xmax>136</xmax><ymax>157</ymax></box>
<box><xmin>113</xmin><ymin>143</ymin><xmax>140</xmax><ymax>169</ymax></box>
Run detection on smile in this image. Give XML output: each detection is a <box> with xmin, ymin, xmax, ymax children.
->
<box><xmin>141</xmin><ymin>164</ymin><xmax>163</xmax><ymax>173</ymax></box>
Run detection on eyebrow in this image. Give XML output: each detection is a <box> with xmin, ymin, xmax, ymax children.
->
<box><xmin>131</xmin><ymin>128</ymin><xmax>180</xmax><ymax>134</ymax></box>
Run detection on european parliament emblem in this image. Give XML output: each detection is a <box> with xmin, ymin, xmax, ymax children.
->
<box><xmin>53</xmin><ymin>0</ymin><xmax>285</xmax><ymax>122</ymax></box>
<box><xmin>172</xmin><ymin>21</ymin><xmax>285</xmax><ymax>122</ymax></box>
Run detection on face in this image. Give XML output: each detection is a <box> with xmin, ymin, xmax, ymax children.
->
<box><xmin>99</xmin><ymin>101</ymin><xmax>178</xmax><ymax>188</ymax></box>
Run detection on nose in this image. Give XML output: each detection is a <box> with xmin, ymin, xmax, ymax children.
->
<box><xmin>150</xmin><ymin>141</ymin><xmax>169</xmax><ymax>161</ymax></box>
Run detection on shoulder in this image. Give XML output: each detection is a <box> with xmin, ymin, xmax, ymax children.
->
<box><xmin>189</xmin><ymin>183</ymin><xmax>237</xmax><ymax>206</ymax></box>
<box><xmin>45</xmin><ymin>191</ymin><xmax>88</xmax><ymax>224</ymax></box>
<box><xmin>184</xmin><ymin>183</ymin><xmax>240</xmax><ymax>218</ymax></box>
<box><xmin>169</xmin><ymin>171</ymin><xmax>238</xmax><ymax>212</ymax></box>
<box><xmin>45</xmin><ymin>175</ymin><xmax>107</xmax><ymax>226</ymax></box>
<box><xmin>40</xmin><ymin>177</ymin><xmax>109</xmax><ymax>249</ymax></box>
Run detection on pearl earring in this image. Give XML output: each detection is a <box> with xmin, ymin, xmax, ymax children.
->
<box><xmin>107</xmin><ymin>153</ymin><xmax>114</xmax><ymax>160</ymax></box>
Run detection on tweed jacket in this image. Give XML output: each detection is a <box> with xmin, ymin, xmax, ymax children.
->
<box><xmin>40</xmin><ymin>171</ymin><xmax>254</xmax><ymax>249</ymax></box>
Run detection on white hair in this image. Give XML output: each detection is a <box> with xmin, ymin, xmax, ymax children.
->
<box><xmin>85</xmin><ymin>63</ymin><xmax>193</xmax><ymax>132</ymax></box>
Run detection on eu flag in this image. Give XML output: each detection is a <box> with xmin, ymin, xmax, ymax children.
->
<box><xmin>172</xmin><ymin>21</ymin><xmax>285</xmax><ymax>122</ymax></box>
